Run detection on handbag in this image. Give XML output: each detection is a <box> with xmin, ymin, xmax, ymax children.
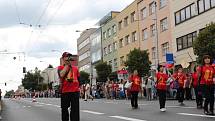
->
<box><xmin>124</xmin><ymin>81</ymin><xmax>132</xmax><ymax>89</ymax></box>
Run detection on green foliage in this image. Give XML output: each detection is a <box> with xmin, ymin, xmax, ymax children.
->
<box><xmin>4</xmin><ymin>90</ymin><xmax>15</xmax><ymax>98</ymax></box>
<box><xmin>80</xmin><ymin>71</ymin><xmax>90</xmax><ymax>85</ymax></box>
<box><xmin>193</xmin><ymin>22</ymin><xmax>215</xmax><ymax>64</ymax></box>
<box><xmin>22</xmin><ymin>67</ymin><xmax>44</xmax><ymax>91</ymax></box>
<box><xmin>125</xmin><ymin>48</ymin><xmax>151</xmax><ymax>76</ymax></box>
<box><xmin>108</xmin><ymin>71</ymin><xmax>118</xmax><ymax>82</ymax></box>
<box><xmin>47</xmin><ymin>64</ymin><xmax>54</xmax><ymax>68</ymax></box>
<box><xmin>95</xmin><ymin>61</ymin><xmax>112</xmax><ymax>82</ymax></box>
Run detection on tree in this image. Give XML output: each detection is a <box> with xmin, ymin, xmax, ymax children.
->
<box><xmin>22</xmin><ymin>67</ymin><xmax>44</xmax><ymax>91</ymax></box>
<box><xmin>108</xmin><ymin>71</ymin><xmax>118</xmax><ymax>82</ymax></box>
<box><xmin>47</xmin><ymin>64</ymin><xmax>54</xmax><ymax>68</ymax></box>
<box><xmin>80</xmin><ymin>71</ymin><xmax>90</xmax><ymax>85</ymax></box>
<box><xmin>125</xmin><ymin>48</ymin><xmax>151</xmax><ymax>76</ymax></box>
<box><xmin>95</xmin><ymin>61</ymin><xmax>112</xmax><ymax>82</ymax></box>
<box><xmin>193</xmin><ymin>22</ymin><xmax>215</xmax><ymax>63</ymax></box>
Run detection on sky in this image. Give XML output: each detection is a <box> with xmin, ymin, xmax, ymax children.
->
<box><xmin>0</xmin><ymin>0</ymin><xmax>134</xmax><ymax>95</ymax></box>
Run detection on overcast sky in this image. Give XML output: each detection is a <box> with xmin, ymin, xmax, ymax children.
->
<box><xmin>0</xmin><ymin>0</ymin><xmax>134</xmax><ymax>95</ymax></box>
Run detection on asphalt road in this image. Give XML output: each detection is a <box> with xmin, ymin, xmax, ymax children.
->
<box><xmin>1</xmin><ymin>98</ymin><xmax>215</xmax><ymax>121</ymax></box>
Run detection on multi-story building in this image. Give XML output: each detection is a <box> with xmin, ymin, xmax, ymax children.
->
<box><xmin>100</xmin><ymin>11</ymin><xmax>120</xmax><ymax>72</ymax></box>
<box><xmin>137</xmin><ymin>0</ymin><xmax>173</xmax><ymax>69</ymax></box>
<box><xmin>116</xmin><ymin>0</ymin><xmax>140</xmax><ymax>70</ymax></box>
<box><xmin>77</xmin><ymin>28</ymin><xmax>97</xmax><ymax>74</ymax></box>
<box><xmin>90</xmin><ymin>28</ymin><xmax>102</xmax><ymax>85</ymax></box>
<box><xmin>170</xmin><ymin>0</ymin><xmax>215</xmax><ymax>69</ymax></box>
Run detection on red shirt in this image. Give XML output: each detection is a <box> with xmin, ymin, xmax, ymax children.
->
<box><xmin>173</xmin><ymin>72</ymin><xmax>186</xmax><ymax>87</ymax></box>
<box><xmin>192</xmin><ymin>72</ymin><xmax>198</xmax><ymax>88</ymax></box>
<box><xmin>130</xmin><ymin>75</ymin><xmax>141</xmax><ymax>92</ymax></box>
<box><xmin>156</xmin><ymin>72</ymin><xmax>168</xmax><ymax>90</ymax></box>
<box><xmin>198</xmin><ymin>65</ymin><xmax>215</xmax><ymax>85</ymax></box>
<box><xmin>58</xmin><ymin>66</ymin><xmax>80</xmax><ymax>93</ymax></box>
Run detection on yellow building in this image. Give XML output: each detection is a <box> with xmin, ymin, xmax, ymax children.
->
<box><xmin>116</xmin><ymin>0</ymin><xmax>140</xmax><ymax>70</ymax></box>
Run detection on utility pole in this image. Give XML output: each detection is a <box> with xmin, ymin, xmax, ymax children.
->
<box><xmin>153</xmin><ymin>1</ymin><xmax>159</xmax><ymax>70</ymax></box>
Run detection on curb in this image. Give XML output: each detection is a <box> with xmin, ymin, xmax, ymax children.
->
<box><xmin>0</xmin><ymin>100</ymin><xmax>2</xmax><ymax>120</ymax></box>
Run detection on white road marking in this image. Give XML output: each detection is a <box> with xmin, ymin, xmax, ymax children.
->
<box><xmin>27</xmin><ymin>106</ymin><xmax>31</xmax><ymax>107</ymax></box>
<box><xmin>81</xmin><ymin>110</ymin><xmax>105</xmax><ymax>115</ymax></box>
<box><xmin>110</xmin><ymin>116</ymin><xmax>147</xmax><ymax>121</ymax></box>
<box><xmin>177</xmin><ymin>113</ymin><xmax>215</xmax><ymax>118</ymax></box>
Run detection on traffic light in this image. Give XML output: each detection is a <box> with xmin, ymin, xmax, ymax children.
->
<box><xmin>23</xmin><ymin>67</ymin><xmax>26</xmax><ymax>73</ymax></box>
<box><xmin>5</xmin><ymin>82</ymin><xmax>6</xmax><ymax>86</ymax></box>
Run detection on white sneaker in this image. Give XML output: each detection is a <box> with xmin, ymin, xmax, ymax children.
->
<box><xmin>160</xmin><ymin>108</ymin><xmax>166</xmax><ymax>112</ymax></box>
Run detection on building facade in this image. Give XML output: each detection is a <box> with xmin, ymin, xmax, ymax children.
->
<box><xmin>100</xmin><ymin>11</ymin><xmax>120</xmax><ymax>72</ymax></box>
<box><xmin>90</xmin><ymin>28</ymin><xmax>102</xmax><ymax>85</ymax></box>
<box><xmin>170</xmin><ymin>0</ymin><xmax>215</xmax><ymax>69</ymax></box>
<box><xmin>77</xmin><ymin>28</ymin><xmax>97</xmax><ymax>74</ymax></box>
<box><xmin>137</xmin><ymin>0</ymin><xmax>173</xmax><ymax>69</ymax></box>
<box><xmin>116</xmin><ymin>0</ymin><xmax>140</xmax><ymax>70</ymax></box>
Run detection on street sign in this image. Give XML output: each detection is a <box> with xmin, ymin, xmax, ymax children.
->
<box><xmin>166</xmin><ymin>53</ymin><xmax>174</xmax><ymax>64</ymax></box>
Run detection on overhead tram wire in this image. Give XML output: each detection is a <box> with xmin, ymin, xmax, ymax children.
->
<box><xmin>13</xmin><ymin>0</ymin><xmax>22</xmax><ymax>24</ymax></box>
<box><xmin>35</xmin><ymin>0</ymin><xmax>52</xmax><ymax>28</ymax></box>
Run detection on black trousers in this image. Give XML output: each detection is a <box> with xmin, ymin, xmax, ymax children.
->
<box><xmin>176</xmin><ymin>87</ymin><xmax>184</xmax><ymax>103</ymax></box>
<box><xmin>131</xmin><ymin>91</ymin><xmax>139</xmax><ymax>108</ymax></box>
<box><xmin>202</xmin><ymin>84</ymin><xmax>214</xmax><ymax>112</ymax></box>
<box><xmin>157</xmin><ymin>89</ymin><xmax>166</xmax><ymax>109</ymax></box>
<box><xmin>185</xmin><ymin>87</ymin><xmax>192</xmax><ymax>100</ymax></box>
<box><xmin>61</xmin><ymin>92</ymin><xmax>80</xmax><ymax>121</ymax></box>
<box><xmin>194</xmin><ymin>87</ymin><xmax>203</xmax><ymax>107</ymax></box>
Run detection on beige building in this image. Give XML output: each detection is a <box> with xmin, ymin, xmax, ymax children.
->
<box><xmin>137</xmin><ymin>0</ymin><xmax>173</xmax><ymax>69</ymax></box>
<box><xmin>116</xmin><ymin>0</ymin><xmax>140</xmax><ymax>70</ymax></box>
<box><xmin>77</xmin><ymin>28</ymin><xmax>97</xmax><ymax>74</ymax></box>
<box><xmin>170</xmin><ymin>0</ymin><xmax>215</xmax><ymax>68</ymax></box>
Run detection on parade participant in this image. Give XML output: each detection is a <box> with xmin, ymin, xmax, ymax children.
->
<box><xmin>198</xmin><ymin>55</ymin><xmax>215</xmax><ymax>115</ymax></box>
<box><xmin>173</xmin><ymin>66</ymin><xmax>186</xmax><ymax>105</ymax></box>
<box><xmin>58</xmin><ymin>52</ymin><xmax>80</xmax><ymax>121</ymax></box>
<box><xmin>130</xmin><ymin>70</ymin><xmax>141</xmax><ymax>109</ymax></box>
<box><xmin>191</xmin><ymin>66</ymin><xmax>203</xmax><ymax>108</ymax></box>
<box><xmin>156</xmin><ymin>65</ymin><xmax>168</xmax><ymax>112</ymax></box>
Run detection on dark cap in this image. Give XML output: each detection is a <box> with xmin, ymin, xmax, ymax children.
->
<box><xmin>62</xmin><ymin>52</ymin><xmax>72</xmax><ymax>58</ymax></box>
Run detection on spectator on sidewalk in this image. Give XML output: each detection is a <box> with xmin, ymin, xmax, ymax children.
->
<box><xmin>146</xmin><ymin>76</ymin><xmax>153</xmax><ymax>101</ymax></box>
<box><xmin>84</xmin><ymin>82</ymin><xmax>94</xmax><ymax>101</ymax></box>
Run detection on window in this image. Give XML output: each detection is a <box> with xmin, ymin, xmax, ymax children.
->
<box><xmin>120</xmin><ymin>56</ymin><xmax>125</xmax><ymax>66</ymax></box>
<box><xmin>198</xmin><ymin>0</ymin><xmax>205</xmax><ymax>13</ymax></box>
<box><xmin>78</xmin><ymin>38</ymin><xmax>89</xmax><ymax>50</ymax></box>
<box><xmin>113</xmin><ymin>42</ymin><xmax>117</xmax><ymax>50</ymax></box>
<box><xmin>185</xmin><ymin>7</ymin><xmax>191</xmax><ymax>19</ymax></box>
<box><xmin>152</xmin><ymin>47</ymin><xmax>156</xmax><ymax>59</ymax></box>
<box><xmin>108</xmin><ymin>44</ymin><xmax>112</xmax><ymax>53</ymax></box>
<box><xmin>176</xmin><ymin>31</ymin><xmax>197</xmax><ymax>51</ymax></box>
<box><xmin>180</xmin><ymin>9</ymin><xmax>186</xmax><ymax>21</ymax></box>
<box><xmin>162</xmin><ymin>42</ymin><xmax>169</xmax><ymax>56</ymax></box>
<box><xmin>104</xmin><ymin>47</ymin><xmax>107</xmax><ymax>56</ymax></box>
<box><xmin>107</xmin><ymin>28</ymin><xmax>111</xmax><ymax>37</ymax></box>
<box><xmin>191</xmin><ymin>4</ymin><xmax>196</xmax><ymax>16</ymax></box>
<box><xmin>125</xmin><ymin>35</ymin><xmax>130</xmax><ymax>45</ymax></box>
<box><xmin>177</xmin><ymin>38</ymin><xmax>183</xmax><ymax>50</ymax></box>
<box><xmin>149</xmin><ymin>2</ymin><xmax>155</xmax><ymax>15</ymax></box>
<box><xmin>160</xmin><ymin>17</ymin><xmax>168</xmax><ymax>32</ymax></box>
<box><xmin>119</xmin><ymin>38</ymin><xmax>124</xmax><ymax>48</ymax></box>
<box><xmin>175</xmin><ymin>12</ymin><xmax>180</xmax><ymax>24</ymax></box>
<box><xmin>142</xmin><ymin>28</ymin><xmax>148</xmax><ymax>40</ymax></box>
<box><xmin>132</xmin><ymin>31</ymin><xmax>137</xmax><ymax>42</ymax></box>
<box><xmin>160</xmin><ymin>0</ymin><xmax>167</xmax><ymax>8</ymax></box>
<box><xmin>103</xmin><ymin>32</ymin><xmax>107</xmax><ymax>39</ymax></box>
<box><xmin>175</xmin><ymin>3</ymin><xmax>197</xmax><ymax>25</ymax></box>
<box><xmin>205</xmin><ymin>0</ymin><xmax>211</xmax><ymax>10</ymax></box>
<box><xmin>79</xmin><ymin>51</ymin><xmax>90</xmax><ymax>61</ymax></box>
<box><xmin>124</xmin><ymin>16</ymin><xmax>129</xmax><ymax>27</ymax></box>
<box><xmin>131</xmin><ymin>12</ymin><xmax>136</xmax><ymax>23</ymax></box>
<box><xmin>150</xmin><ymin>24</ymin><xmax>155</xmax><ymax>36</ymax></box>
<box><xmin>114</xmin><ymin>58</ymin><xmax>118</xmax><ymax>70</ymax></box>
<box><xmin>112</xmin><ymin>25</ymin><xmax>117</xmax><ymax>34</ymax></box>
<box><xmin>118</xmin><ymin>21</ymin><xmax>122</xmax><ymax>30</ymax></box>
<box><xmin>140</xmin><ymin>7</ymin><xmax>147</xmax><ymax>20</ymax></box>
